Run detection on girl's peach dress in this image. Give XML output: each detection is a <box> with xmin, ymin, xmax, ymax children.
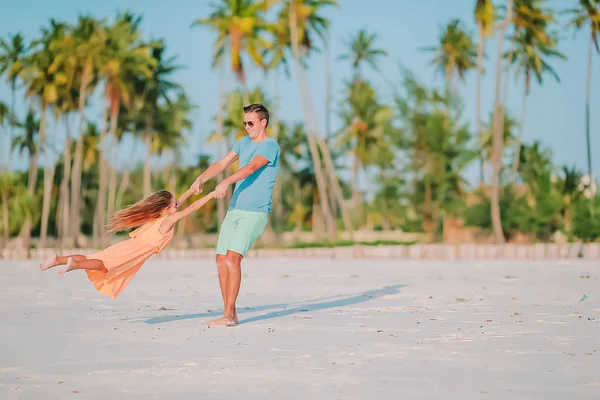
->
<box><xmin>85</xmin><ymin>216</ymin><xmax>174</xmax><ymax>299</ymax></box>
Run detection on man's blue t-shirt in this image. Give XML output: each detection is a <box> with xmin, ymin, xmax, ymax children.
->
<box><xmin>229</xmin><ymin>136</ymin><xmax>280</xmax><ymax>213</ymax></box>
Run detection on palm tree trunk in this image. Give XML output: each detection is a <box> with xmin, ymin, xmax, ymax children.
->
<box><xmin>70</xmin><ymin>72</ymin><xmax>90</xmax><ymax>245</ymax></box>
<box><xmin>59</xmin><ymin>135</ymin><xmax>72</xmax><ymax>246</ymax></box>
<box><xmin>59</xmin><ymin>115</ymin><xmax>74</xmax><ymax>247</ymax></box>
<box><xmin>70</xmin><ymin>135</ymin><xmax>84</xmax><ymax>243</ymax></box>
<box><xmin>21</xmin><ymin>103</ymin><xmax>47</xmax><ymax>251</ymax></box>
<box><xmin>351</xmin><ymin>151</ymin><xmax>361</xmax><ymax>227</ymax></box>
<box><xmin>94</xmin><ymin>104</ymin><xmax>109</xmax><ymax>245</ymax></box>
<box><xmin>318</xmin><ymin>139</ymin><xmax>353</xmax><ymax>235</ymax></box>
<box><xmin>1</xmin><ymin>189</ymin><xmax>8</xmax><ymax>244</ymax></box>
<box><xmin>378</xmin><ymin>168</ymin><xmax>391</xmax><ymax>231</ymax></box>
<box><xmin>271</xmin><ymin>66</ymin><xmax>282</xmax><ymax>235</ymax></box>
<box><xmin>565</xmin><ymin>206</ymin><xmax>572</xmax><ymax>233</ymax></box>
<box><xmin>585</xmin><ymin>34</ymin><xmax>594</xmax><ymax>208</ymax></box>
<box><xmin>106</xmin><ymin>163</ymin><xmax>118</xmax><ymax>224</ymax></box>
<box><xmin>325</xmin><ymin>34</ymin><xmax>332</xmax><ymax>141</ymax></box>
<box><xmin>445</xmin><ymin>64</ymin><xmax>453</xmax><ymax>92</ymax></box>
<box><xmin>27</xmin><ymin>104</ymin><xmax>46</xmax><ymax>194</ymax></box>
<box><xmin>143</xmin><ymin>128</ymin><xmax>152</xmax><ymax>198</ymax></box>
<box><xmin>423</xmin><ymin>182</ymin><xmax>435</xmax><ymax>243</ymax></box>
<box><xmin>289</xmin><ymin>0</ymin><xmax>336</xmax><ymax>241</ymax></box>
<box><xmin>115</xmin><ymin>167</ymin><xmax>131</xmax><ymax>212</ymax></box>
<box><xmin>491</xmin><ymin>103</ymin><xmax>506</xmax><ymax>244</ymax></box>
<box><xmin>293</xmin><ymin>179</ymin><xmax>302</xmax><ymax>233</ymax></box>
<box><xmin>7</xmin><ymin>82</ymin><xmax>16</xmax><ymax>173</ymax></box>
<box><xmin>476</xmin><ymin>26</ymin><xmax>485</xmax><ymax>185</ymax></box>
<box><xmin>511</xmin><ymin>89</ymin><xmax>528</xmax><ymax>180</ymax></box>
<box><xmin>40</xmin><ymin>118</ymin><xmax>59</xmax><ymax>248</ymax></box>
<box><xmin>216</xmin><ymin>65</ymin><xmax>226</xmax><ymax>224</ymax></box>
<box><xmin>39</xmin><ymin>164</ymin><xmax>55</xmax><ymax>248</ymax></box>
<box><xmin>312</xmin><ymin>193</ymin><xmax>324</xmax><ymax>240</ymax></box>
<box><xmin>490</xmin><ymin>0</ymin><xmax>512</xmax><ymax>245</ymax></box>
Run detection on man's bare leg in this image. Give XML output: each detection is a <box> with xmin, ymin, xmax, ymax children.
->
<box><xmin>40</xmin><ymin>254</ymin><xmax>88</xmax><ymax>271</ymax></box>
<box><xmin>215</xmin><ymin>254</ymin><xmax>229</xmax><ymax>305</ymax></box>
<box><xmin>207</xmin><ymin>255</ymin><xmax>230</xmax><ymax>326</ymax></box>
<box><xmin>207</xmin><ymin>250</ymin><xmax>242</xmax><ymax>327</ymax></box>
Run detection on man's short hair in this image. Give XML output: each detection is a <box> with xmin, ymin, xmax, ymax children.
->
<box><xmin>244</xmin><ymin>103</ymin><xmax>269</xmax><ymax>127</ymax></box>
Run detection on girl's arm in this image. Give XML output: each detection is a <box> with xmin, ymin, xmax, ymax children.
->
<box><xmin>175</xmin><ymin>188</ymin><xmax>197</xmax><ymax>207</ymax></box>
<box><xmin>159</xmin><ymin>192</ymin><xmax>215</xmax><ymax>234</ymax></box>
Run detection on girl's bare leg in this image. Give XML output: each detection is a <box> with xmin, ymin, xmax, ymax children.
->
<box><xmin>58</xmin><ymin>257</ymin><xmax>107</xmax><ymax>276</ymax></box>
<box><xmin>40</xmin><ymin>254</ymin><xmax>88</xmax><ymax>271</ymax></box>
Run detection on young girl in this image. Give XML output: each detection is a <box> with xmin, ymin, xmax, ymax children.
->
<box><xmin>40</xmin><ymin>188</ymin><xmax>214</xmax><ymax>299</ymax></box>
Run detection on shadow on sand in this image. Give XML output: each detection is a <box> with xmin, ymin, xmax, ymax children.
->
<box><xmin>139</xmin><ymin>284</ymin><xmax>405</xmax><ymax>325</ymax></box>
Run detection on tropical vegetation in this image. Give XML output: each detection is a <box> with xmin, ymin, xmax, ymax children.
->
<box><xmin>0</xmin><ymin>0</ymin><xmax>599</xmax><ymax>252</ymax></box>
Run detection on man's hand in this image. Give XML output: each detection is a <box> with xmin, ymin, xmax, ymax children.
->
<box><xmin>214</xmin><ymin>181</ymin><xmax>230</xmax><ymax>199</ymax></box>
<box><xmin>190</xmin><ymin>178</ymin><xmax>203</xmax><ymax>195</ymax></box>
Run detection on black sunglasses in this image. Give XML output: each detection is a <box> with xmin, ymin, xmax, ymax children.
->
<box><xmin>242</xmin><ymin>119</ymin><xmax>262</xmax><ymax>128</ymax></box>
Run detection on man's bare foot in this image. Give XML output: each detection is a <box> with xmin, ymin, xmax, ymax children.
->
<box><xmin>58</xmin><ymin>257</ymin><xmax>77</xmax><ymax>276</ymax></box>
<box><xmin>206</xmin><ymin>316</ymin><xmax>237</xmax><ymax>327</ymax></box>
<box><xmin>40</xmin><ymin>254</ymin><xmax>58</xmax><ymax>271</ymax></box>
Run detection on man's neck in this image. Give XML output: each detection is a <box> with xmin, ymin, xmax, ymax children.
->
<box><xmin>251</xmin><ymin>132</ymin><xmax>268</xmax><ymax>142</ymax></box>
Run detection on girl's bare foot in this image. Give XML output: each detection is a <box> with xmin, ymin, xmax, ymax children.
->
<box><xmin>206</xmin><ymin>316</ymin><xmax>237</xmax><ymax>327</ymax></box>
<box><xmin>58</xmin><ymin>257</ymin><xmax>77</xmax><ymax>276</ymax></box>
<box><xmin>40</xmin><ymin>254</ymin><xmax>58</xmax><ymax>271</ymax></box>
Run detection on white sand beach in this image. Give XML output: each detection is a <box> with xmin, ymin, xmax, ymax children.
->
<box><xmin>1</xmin><ymin>258</ymin><xmax>598</xmax><ymax>399</ymax></box>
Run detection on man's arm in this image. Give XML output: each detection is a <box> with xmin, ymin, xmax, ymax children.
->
<box><xmin>160</xmin><ymin>192</ymin><xmax>216</xmax><ymax>233</ymax></box>
<box><xmin>213</xmin><ymin>155</ymin><xmax>269</xmax><ymax>198</ymax></box>
<box><xmin>190</xmin><ymin>151</ymin><xmax>239</xmax><ymax>193</ymax></box>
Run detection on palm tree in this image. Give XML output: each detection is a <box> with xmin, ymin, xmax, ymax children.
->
<box><xmin>337</xmin><ymin>78</ymin><xmax>395</xmax><ymax>227</ymax></box>
<box><xmin>506</xmin><ymin>23</ymin><xmax>564</xmax><ymax>178</ymax></box>
<box><xmin>69</xmin><ymin>15</ymin><xmax>106</xmax><ymax>244</ymax></box>
<box><xmin>475</xmin><ymin>0</ymin><xmax>496</xmax><ymax>184</ymax></box>
<box><xmin>12</xmin><ymin>109</ymin><xmax>39</xmax><ymax>161</ymax></box>
<box><xmin>149</xmin><ymin>92</ymin><xmax>193</xmax><ymax>181</ymax></box>
<box><xmin>0</xmin><ymin>172</ymin><xmax>18</xmax><ymax>244</ymax></box>
<box><xmin>396</xmin><ymin>70</ymin><xmax>476</xmax><ymax>242</ymax></box>
<box><xmin>19</xmin><ymin>20</ymin><xmax>68</xmax><ymax>249</ymax></box>
<box><xmin>337</xmin><ymin>28</ymin><xmax>388</xmax><ymax>227</ymax></box>
<box><xmin>567</xmin><ymin>0</ymin><xmax>600</xmax><ymax>198</ymax></box>
<box><xmin>421</xmin><ymin>19</ymin><xmax>477</xmax><ymax>90</ymax></box>
<box><xmin>338</xmin><ymin>28</ymin><xmax>388</xmax><ymax>83</ymax></box>
<box><xmin>0</xmin><ymin>101</ymin><xmax>8</xmax><ymax>150</ymax></box>
<box><xmin>95</xmin><ymin>12</ymin><xmax>154</xmax><ymax>243</ymax></box>
<box><xmin>490</xmin><ymin>0</ymin><xmax>514</xmax><ymax>244</ymax></box>
<box><xmin>193</xmin><ymin>0</ymin><xmax>272</xmax><ymax>105</ymax></box>
<box><xmin>286</xmin><ymin>0</ymin><xmax>340</xmax><ymax>240</ymax></box>
<box><xmin>136</xmin><ymin>40</ymin><xmax>183</xmax><ymax>197</ymax></box>
<box><xmin>0</xmin><ymin>33</ymin><xmax>31</xmax><ymax>172</ymax></box>
<box><xmin>557</xmin><ymin>165</ymin><xmax>583</xmax><ymax>233</ymax></box>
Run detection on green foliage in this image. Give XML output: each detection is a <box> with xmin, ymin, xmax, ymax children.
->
<box><xmin>572</xmin><ymin>197</ymin><xmax>600</xmax><ymax>241</ymax></box>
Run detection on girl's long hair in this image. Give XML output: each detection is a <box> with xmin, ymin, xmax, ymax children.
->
<box><xmin>105</xmin><ymin>190</ymin><xmax>174</xmax><ymax>234</ymax></box>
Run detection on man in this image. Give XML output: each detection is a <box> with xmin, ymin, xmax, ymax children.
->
<box><xmin>190</xmin><ymin>103</ymin><xmax>280</xmax><ymax>327</ymax></box>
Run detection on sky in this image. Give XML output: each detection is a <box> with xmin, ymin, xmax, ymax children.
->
<box><xmin>0</xmin><ymin>0</ymin><xmax>598</xmax><ymax>188</ymax></box>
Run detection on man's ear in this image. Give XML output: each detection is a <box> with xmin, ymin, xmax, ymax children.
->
<box><xmin>261</xmin><ymin>118</ymin><xmax>268</xmax><ymax>128</ymax></box>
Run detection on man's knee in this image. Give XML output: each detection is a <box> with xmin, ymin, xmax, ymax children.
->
<box><xmin>224</xmin><ymin>251</ymin><xmax>243</xmax><ymax>267</ymax></box>
<box><xmin>216</xmin><ymin>254</ymin><xmax>227</xmax><ymax>270</ymax></box>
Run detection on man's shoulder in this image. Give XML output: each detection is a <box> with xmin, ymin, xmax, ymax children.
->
<box><xmin>232</xmin><ymin>136</ymin><xmax>251</xmax><ymax>152</ymax></box>
<box><xmin>262</xmin><ymin>137</ymin><xmax>280</xmax><ymax>150</ymax></box>
<box><xmin>236</xmin><ymin>136</ymin><xmax>251</xmax><ymax>145</ymax></box>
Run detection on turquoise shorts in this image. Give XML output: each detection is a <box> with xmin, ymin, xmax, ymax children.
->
<box><xmin>216</xmin><ymin>209</ymin><xmax>269</xmax><ymax>256</ymax></box>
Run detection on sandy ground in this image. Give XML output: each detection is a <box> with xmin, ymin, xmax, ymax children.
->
<box><xmin>0</xmin><ymin>258</ymin><xmax>599</xmax><ymax>400</ymax></box>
